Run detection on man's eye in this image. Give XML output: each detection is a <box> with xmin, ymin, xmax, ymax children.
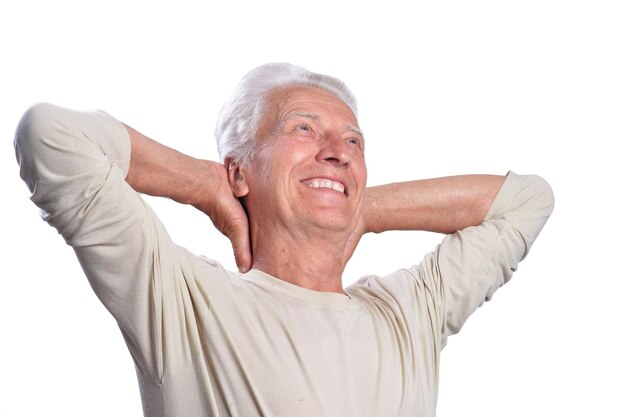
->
<box><xmin>347</xmin><ymin>138</ymin><xmax>360</xmax><ymax>145</ymax></box>
<box><xmin>297</xmin><ymin>124</ymin><xmax>311</xmax><ymax>132</ymax></box>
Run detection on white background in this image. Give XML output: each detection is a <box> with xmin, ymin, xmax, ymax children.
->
<box><xmin>1</xmin><ymin>1</ymin><xmax>624</xmax><ymax>416</ymax></box>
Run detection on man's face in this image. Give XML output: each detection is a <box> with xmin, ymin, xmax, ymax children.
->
<box><xmin>235</xmin><ymin>85</ymin><xmax>367</xmax><ymax>237</ymax></box>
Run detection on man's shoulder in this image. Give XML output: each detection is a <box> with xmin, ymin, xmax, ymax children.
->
<box><xmin>346</xmin><ymin>265</ymin><xmax>430</xmax><ymax>304</ymax></box>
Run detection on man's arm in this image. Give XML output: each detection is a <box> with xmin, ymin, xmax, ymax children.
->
<box><xmin>363</xmin><ymin>175</ymin><xmax>506</xmax><ymax>234</ymax></box>
<box><xmin>123</xmin><ymin>125</ymin><xmax>251</xmax><ymax>271</ymax></box>
<box><xmin>15</xmin><ymin>103</ymin><xmax>251</xmax><ymax>272</ymax></box>
<box><xmin>343</xmin><ymin>175</ymin><xmax>506</xmax><ymax>263</ymax></box>
<box><xmin>14</xmin><ymin>103</ymin><xmax>254</xmax><ymax>380</ymax></box>
<box><xmin>348</xmin><ymin>172</ymin><xmax>554</xmax><ymax>344</ymax></box>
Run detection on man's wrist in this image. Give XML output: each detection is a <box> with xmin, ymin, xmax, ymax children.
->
<box><xmin>360</xmin><ymin>187</ymin><xmax>380</xmax><ymax>235</ymax></box>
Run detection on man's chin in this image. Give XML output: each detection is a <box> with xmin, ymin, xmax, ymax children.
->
<box><xmin>304</xmin><ymin>212</ymin><xmax>357</xmax><ymax>235</ymax></box>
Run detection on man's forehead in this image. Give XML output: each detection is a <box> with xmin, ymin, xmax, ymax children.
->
<box><xmin>270</xmin><ymin>86</ymin><xmax>352</xmax><ymax>112</ymax></box>
<box><xmin>273</xmin><ymin>86</ymin><xmax>357</xmax><ymax>115</ymax></box>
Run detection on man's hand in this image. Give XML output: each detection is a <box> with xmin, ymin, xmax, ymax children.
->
<box><xmin>197</xmin><ymin>162</ymin><xmax>252</xmax><ymax>273</ymax></box>
<box><xmin>124</xmin><ymin>124</ymin><xmax>252</xmax><ymax>272</ymax></box>
<box><xmin>341</xmin><ymin>190</ymin><xmax>372</xmax><ymax>265</ymax></box>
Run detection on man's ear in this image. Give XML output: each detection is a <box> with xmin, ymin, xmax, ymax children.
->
<box><xmin>225</xmin><ymin>157</ymin><xmax>250</xmax><ymax>198</ymax></box>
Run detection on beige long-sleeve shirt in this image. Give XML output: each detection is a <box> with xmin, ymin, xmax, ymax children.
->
<box><xmin>15</xmin><ymin>103</ymin><xmax>554</xmax><ymax>417</ymax></box>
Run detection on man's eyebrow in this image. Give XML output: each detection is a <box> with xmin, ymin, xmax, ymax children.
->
<box><xmin>346</xmin><ymin>124</ymin><xmax>364</xmax><ymax>138</ymax></box>
<box><xmin>274</xmin><ymin>112</ymin><xmax>319</xmax><ymax>132</ymax></box>
<box><xmin>286</xmin><ymin>112</ymin><xmax>320</xmax><ymax>121</ymax></box>
<box><xmin>277</xmin><ymin>112</ymin><xmax>364</xmax><ymax>138</ymax></box>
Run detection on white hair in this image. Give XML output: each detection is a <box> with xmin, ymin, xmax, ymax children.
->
<box><xmin>215</xmin><ymin>63</ymin><xmax>358</xmax><ymax>165</ymax></box>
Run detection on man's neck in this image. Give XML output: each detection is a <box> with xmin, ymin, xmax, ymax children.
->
<box><xmin>250</xmin><ymin>225</ymin><xmax>348</xmax><ymax>294</ymax></box>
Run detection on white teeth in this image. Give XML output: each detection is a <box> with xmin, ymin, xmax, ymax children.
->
<box><xmin>331</xmin><ymin>182</ymin><xmax>343</xmax><ymax>192</ymax></box>
<box><xmin>308</xmin><ymin>178</ymin><xmax>345</xmax><ymax>194</ymax></box>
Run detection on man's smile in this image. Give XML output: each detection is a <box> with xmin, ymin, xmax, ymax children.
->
<box><xmin>302</xmin><ymin>177</ymin><xmax>347</xmax><ymax>195</ymax></box>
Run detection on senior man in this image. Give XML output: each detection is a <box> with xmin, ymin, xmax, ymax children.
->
<box><xmin>15</xmin><ymin>63</ymin><xmax>553</xmax><ymax>417</ymax></box>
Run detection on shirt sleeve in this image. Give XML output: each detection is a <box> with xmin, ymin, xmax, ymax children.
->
<box><xmin>14</xmin><ymin>103</ymin><xmax>181</xmax><ymax>380</ymax></box>
<box><xmin>433</xmin><ymin>171</ymin><xmax>555</xmax><ymax>346</ymax></box>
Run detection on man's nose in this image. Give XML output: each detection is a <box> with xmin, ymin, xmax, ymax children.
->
<box><xmin>316</xmin><ymin>135</ymin><xmax>350</xmax><ymax>167</ymax></box>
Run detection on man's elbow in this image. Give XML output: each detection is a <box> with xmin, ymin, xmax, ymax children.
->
<box><xmin>14</xmin><ymin>103</ymin><xmax>61</xmax><ymax>188</ymax></box>
<box><xmin>14</xmin><ymin>103</ymin><xmax>62</xmax><ymax>162</ymax></box>
<box><xmin>529</xmin><ymin>175</ymin><xmax>555</xmax><ymax>218</ymax></box>
<box><xmin>516</xmin><ymin>174</ymin><xmax>555</xmax><ymax>260</ymax></box>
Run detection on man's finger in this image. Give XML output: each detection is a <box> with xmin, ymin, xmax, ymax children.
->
<box><xmin>228</xmin><ymin>216</ymin><xmax>252</xmax><ymax>273</ymax></box>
